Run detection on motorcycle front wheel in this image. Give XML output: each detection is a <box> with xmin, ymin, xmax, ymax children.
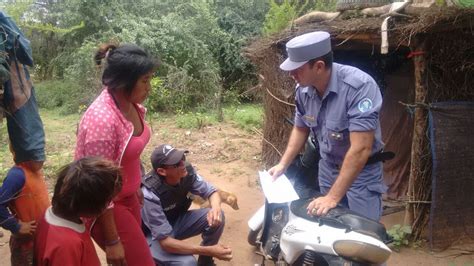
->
<box><xmin>292</xmin><ymin>251</ymin><xmax>371</xmax><ymax>266</ymax></box>
<box><xmin>247</xmin><ymin>228</ymin><xmax>261</xmax><ymax>246</ymax></box>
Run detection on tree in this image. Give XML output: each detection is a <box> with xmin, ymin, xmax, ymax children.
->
<box><xmin>2</xmin><ymin>0</ymin><xmax>272</xmax><ymax>114</ymax></box>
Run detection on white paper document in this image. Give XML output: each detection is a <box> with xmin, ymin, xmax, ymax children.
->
<box><xmin>259</xmin><ymin>171</ymin><xmax>299</xmax><ymax>203</ymax></box>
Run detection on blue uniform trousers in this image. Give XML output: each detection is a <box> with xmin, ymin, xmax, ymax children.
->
<box><xmin>146</xmin><ymin>208</ymin><xmax>225</xmax><ymax>266</ymax></box>
<box><xmin>318</xmin><ymin>159</ymin><xmax>386</xmax><ymax>221</ymax></box>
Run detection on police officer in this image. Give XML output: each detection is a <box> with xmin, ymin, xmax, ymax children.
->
<box><xmin>269</xmin><ymin>31</ymin><xmax>387</xmax><ymax>221</ymax></box>
<box><xmin>141</xmin><ymin>144</ymin><xmax>232</xmax><ymax>266</ymax></box>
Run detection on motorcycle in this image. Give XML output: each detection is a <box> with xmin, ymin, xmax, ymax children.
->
<box><xmin>248</xmin><ymin>136</ymin><xmax>392</xmax><ymax>265</ymax></box>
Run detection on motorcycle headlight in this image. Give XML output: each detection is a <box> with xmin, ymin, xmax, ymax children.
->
<box><xmin>333</xmin><ymin>240</ymin><xmax>391</xmax><ymax>265</ymax></box>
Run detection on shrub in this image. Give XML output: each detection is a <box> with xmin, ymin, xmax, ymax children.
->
<box><xmin>387</xmin><ymin>224</ymin><xmax>412</xmax><ymax>251</ymax></box>
<box><xmin>262</xmin><ymin>0</ymin><xmax>297</xmax><ymax>36</ymax></box>
<box><xmin>146</xmin><ymin>77</ymin><xmax>168</xmax><ymax>112</ymax></box>
<box><xmin>262</xmin><ymin>0</ymin><xmax>337</xmax><ymax>36</ymax></box>
<box><xmin>35</xmin><ymin>79</ymin><xmax>84</xmax><ymax>114</ymax></box>
<box><xmin>63</xmin><ymin>40</ymin><xmax>102</xmax><ymax>103</ymax></box>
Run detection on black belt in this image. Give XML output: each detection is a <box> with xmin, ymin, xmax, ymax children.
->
<box><xmin>366</xmin><ymin>150</ymin><xmax>395</xmax><ymax>165</ymax></box>
<box><xmin>332</xmin><ymin>150</ymin><xmax>395</xmax><ymax>169</ymax></box>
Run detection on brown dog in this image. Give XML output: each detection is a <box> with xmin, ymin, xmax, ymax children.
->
<box><xmin>192</xmin><ymin>190</ymin><xmax>239</xmax><ymax>210</ymax></box>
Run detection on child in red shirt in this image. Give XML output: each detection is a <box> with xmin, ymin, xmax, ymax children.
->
<box><xmin>34</xmin><ymin>157</ymin><xmax>122</xmax><ymax>266</ymax></box>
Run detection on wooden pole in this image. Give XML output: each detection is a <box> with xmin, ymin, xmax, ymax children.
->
<box><xmin>404</xmin><ymin>35</ymin><xmax>427</xmax><ymax>227</ymax></box>
<box><xmin>216</xmin><ymin>83</ymin><xmax>223</xmax><ymax>122</ymax></box>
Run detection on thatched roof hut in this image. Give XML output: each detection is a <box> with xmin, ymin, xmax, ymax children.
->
<box><xmin>245</xmin><ymin>5</ymin><xmax>474</xmax><ymax>250</ymax></box>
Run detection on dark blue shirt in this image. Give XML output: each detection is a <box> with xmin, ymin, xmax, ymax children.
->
<box><xmin>0</xmin><ymin>166</ymin><xmax>26</xmax><ymax>233</ymax></box>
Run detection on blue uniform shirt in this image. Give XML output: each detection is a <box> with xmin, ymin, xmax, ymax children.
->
<box><xmin>295</xmin><ymin>63</ymin><xmax>384</xmax><ymax>165</ymax></box>
<box><xmin>294</xmin><ymin>63</ymin><xmax>387</xmax><ymax>220</ymax></box>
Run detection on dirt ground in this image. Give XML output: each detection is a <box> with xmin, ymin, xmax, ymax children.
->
<box><xmin>1</xmin><ymin>117</ymin><xmax>473</xmax><ymax>265</ymax></box>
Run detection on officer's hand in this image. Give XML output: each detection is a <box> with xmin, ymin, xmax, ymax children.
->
<box><xmin>207</xmin><ymin>244</ymin><xmax>233</xmax><ymax>261</ymax></box>
<box><xmin>307</xmin><ymin>196</ymin><xmax>338</xmax><ymax>217</ymax></box>
<box><xmin>268</xmin><ymin>163</ymin><xmax>286</xmax><ymax>181</ymax></box>
<box><xmin>207</xmin><ymin>207</ymin><xmax>222</xmax><ymax>227</ymax></box>
<box><xmin>18</xmin><ymin>220</ymin><xmax>36</xmax><ymax>235</ymax></box>
<box><xmin>105</xmin><ymin>242</ymin><xmax>127</xmax><ymax>266</ymax></box>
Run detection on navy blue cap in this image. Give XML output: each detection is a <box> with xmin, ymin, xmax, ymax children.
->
<box><xmin>151</xmin><ymin>144</ymin><xmax>188</xmax><ymax>170</ymax></box>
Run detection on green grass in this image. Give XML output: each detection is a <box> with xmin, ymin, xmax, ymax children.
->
<box><xmin>0</xmin><ymin>109</ymin><xmax>79</xmax><ymax>184</ymax></box>
<box><xmin>41</xmin><ymin>109</ymin><xmax>80</xmax><ymax>179</ymax></box>
<box><xmin>224</xmin><ymin>104</ymin><xmax>263</xmax><ymax>131</ymax></box>
<box><xmin>163</xmin><ymin>104</ymin><xmax>263</xmax><ymax>131</ymax></box>
<box><xmin>175</xmin><ymin>112</ymin><xmax>219</xmax><ymax>129</ymax></box>
<box><xmin>0</xmin><ymin>121</ymin><xmax>11</xmax><ymax>183</ymax></box>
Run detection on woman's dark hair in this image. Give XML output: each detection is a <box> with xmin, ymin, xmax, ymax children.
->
<box><xmin>94</xmin><ymin>43</ymin><xmax>159</xmax><ymax>95</ymax></box>
<box><xmin>308</xmin><ymin>51</ymin><xmax>333</xmax><ymax>69</ymax></box>
<box><xmin>52</xmin><ymin>157</ymin><xmax>122</xmax><ymax>218</ymax></box>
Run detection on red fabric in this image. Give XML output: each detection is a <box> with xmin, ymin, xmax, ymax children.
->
<box><xmin>91</xmin><ymin>194</ymin><xmax>154</xmax><ymax>266</ymax></box>
<box><xmin>35</xmin><ymin>211</ymin><xmax>100</xmax><ymax>266</ymax></box>
<box><xmin>379</xmin><ymin>67</ymin><xmax>415</xmax><ymax>199</ymax></box>
<box><xmin>118</xmin><ymin>122</ymin><xmax>151</xmax><ymax>199</ymax></box>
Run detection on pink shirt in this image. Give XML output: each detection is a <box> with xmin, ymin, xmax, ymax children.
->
<box><xmin>75</xmin><ymin>88</ymin><xmax>147</xmax><ymax>163</ymax></box>
<box><xmin>119</xmin><ymin>120</ymin><xmax>150</xmax><ymax>198</ymax></box>
<box><xmin>75</xmin><ymin>88</ymin><xmax>149</xmax><ymax>198</ymax></box>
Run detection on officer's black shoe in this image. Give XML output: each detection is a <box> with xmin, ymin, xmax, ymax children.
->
<box><xmin>197</xmin><ymin>255</ymin><xmax>216</xmax><ymax>266</ymax></box>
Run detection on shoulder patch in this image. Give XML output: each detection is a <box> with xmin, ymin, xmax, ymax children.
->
<box><xmin>343</xmin><ymin>76</ymin><xmax>365</xmax><ymax>90</ymax></box>
<box><xmin>358</xmin><ymin>98</ymin><xmax>373</xmax><ymax>112</ymax></box>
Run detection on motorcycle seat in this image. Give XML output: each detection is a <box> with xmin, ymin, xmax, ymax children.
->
<box><xmin>290</xmin><ymin>199</ymin><xmax>391</xmax><ymax>243</ymax></box>
<box><xmin>337</xmin><ymin>213</ymin><xmax>391</xmax><ymax>243</ymax></box>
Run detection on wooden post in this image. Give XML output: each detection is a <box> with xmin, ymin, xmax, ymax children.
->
<box><xmin>216</xmin><ymin>83</ymin><xmax>224</xmax><ymax>122</ymax></box>
<box><xmin>404</xmin><ymin>36</ymin><xmax>427</xmax><ymax>226</ymax></box>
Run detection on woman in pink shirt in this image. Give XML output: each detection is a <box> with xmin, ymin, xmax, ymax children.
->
<box><xmin>75</xmin><ymin>43</ymin><xmax>158</xmax><ymax>266</ymax></box>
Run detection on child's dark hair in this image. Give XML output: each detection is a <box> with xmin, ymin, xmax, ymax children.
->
<box><xmin>94</xmin><ymin>43</ymin><xmax>159</xmax><ymax>95</ymax></box>
<box><xmin>52</xmin><ymin>157</ymin><xmax>122</xmax><ymax>218</ymax></box>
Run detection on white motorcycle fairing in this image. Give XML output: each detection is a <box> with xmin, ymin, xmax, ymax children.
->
<box><xmin>280</xmin><ymin>210</ymin><xmax>391</xmax><ymax>265</ymax></box>
<box><xmin>248</xmin><ymin>205</ymin><xmax>265</xmax><ymax>231</ymax></box>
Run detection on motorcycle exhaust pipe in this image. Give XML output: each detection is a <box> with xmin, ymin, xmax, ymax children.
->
<box><xmin>333</xmin><ymin>240</ymin><xmax>391</xmax><ymax>265</ymax></box>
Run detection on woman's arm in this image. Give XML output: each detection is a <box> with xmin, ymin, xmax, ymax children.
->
<box><xmin>96</xmin><ymin>209</ymin><xmax>127</xmax><ymax>266</ymax></box>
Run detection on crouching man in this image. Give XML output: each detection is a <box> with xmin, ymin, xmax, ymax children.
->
<box><xmin>141</xmin><ymin>144</ymin><xmax>233</xmax><ymax>266</ymax></box>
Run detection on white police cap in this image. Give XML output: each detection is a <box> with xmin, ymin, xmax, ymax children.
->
<box><xmin>280</xmin><ymin>31</ymin><xmax>332</xmax><ymax>71</ymax></box>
